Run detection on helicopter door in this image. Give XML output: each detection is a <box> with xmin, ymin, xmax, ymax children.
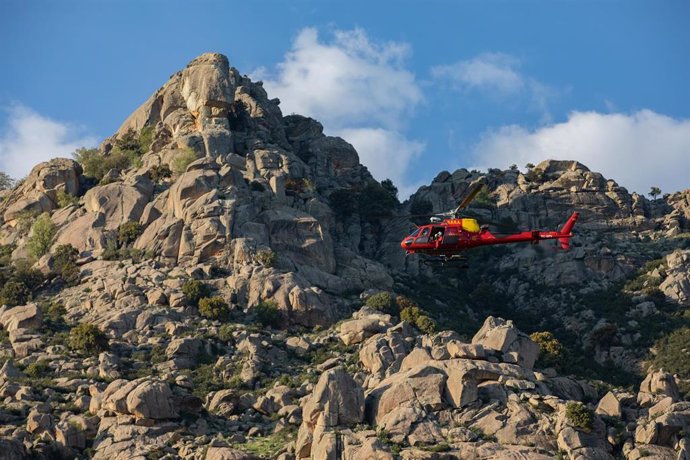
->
<box><xmin>442</xmin><ymin>227</ymin><xmax>459</xmax><ymax>245</ymax></box>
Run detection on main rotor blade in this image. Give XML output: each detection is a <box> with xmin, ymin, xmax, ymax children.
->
<box><xmin>456</xmin><ymin>182</ymin><xmax>486</xmax><ymax>212</ymax></box>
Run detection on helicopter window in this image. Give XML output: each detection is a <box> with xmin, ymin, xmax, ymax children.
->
<box><xmin>408</xmin><ymin>228</ymin><xmax>421</xmax><ymax>238</ymax></box>
<box><xmin>415</xmin><ymin>227</ymin><xmax>430</xmax><ymax>244</ymax></box>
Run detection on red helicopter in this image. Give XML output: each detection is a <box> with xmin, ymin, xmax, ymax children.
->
<box><xmin>400</xmin><ymin>182</ymin><xmax>579</xmax><ymax>266</ymax></box>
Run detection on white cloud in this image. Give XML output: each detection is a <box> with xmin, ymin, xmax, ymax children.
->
<box><xmin>0</xmin><ymin>105</ymin><xmax>97</xmax><ymax>179</ymax></box>
<box><xmin>431</xmin><ymin>53</ymin><xmax>557</xmax><ymax>120</ymax></box>
<box><xmin>431</xmin><ymin>53</ymin><xmax>524</xmax><ymax>94</ymax></box>
<box><xmin>258</xmin><ymin>27</ymin><xmax>424</xmax><ymax>197</ymax></box>
<box><xmin>469</xmin><ymin>110</ymin><xmax>690</xmax><ymax>195</ymax></box>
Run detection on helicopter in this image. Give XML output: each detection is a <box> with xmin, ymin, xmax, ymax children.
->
<box><xmin>400</xmin><ymin>182</ymin><xmax>579</xmax><ymax>266</ymax></box>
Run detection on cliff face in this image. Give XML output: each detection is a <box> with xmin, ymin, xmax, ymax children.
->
<box><xmin>0</xmin><ymin>53</ymin><xmax>688</xmax><ymax>459</ymax></box>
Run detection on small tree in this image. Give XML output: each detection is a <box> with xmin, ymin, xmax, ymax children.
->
<box><xmin>27</xmin><ymin>213</ymin><xmax>56</xmax><ymax>258</ymax></box>
<box><xmin>0</xmin><ymin>172</ymin><xmax>16</xmax><ymax>190</ymax></box>
<box><xmin>365</xmin><ymin>292</ymin><xmax>396</xmax><ymax>314</ymax></box>
<box><xmin>525</xmin><ymin>163</ymin><xmax>535</xmax><ymax>170</ymax></box>
<box><xmin>118</xmin><ymin>221</ymin><xmax>143</xmax><ymax>247</ymax></box>
<box><xmin>530</xmin><ymin>331</ymin><xmax>565</xmax><ymax>369</ymax></box>
<box><xmin>254</xmin><ymin>301</ymin><xmax>282</xmax><ymax>328</ymax></box>
<box><xmin>649</xmin><ymin>186</ymin><xmax>661</xmax><ymax>200</ymax></box>
<box><xmin>416</xmin><ymin>315</ymin><xmax>437</xmax><ymax>334</ymax></box>
<box><xmin>509</xmin><ymin>164</ymin><xmax>519</xmax><ymax>171</ymax></box>
<box><xmin>0</xmin><ymin>280</ymin><xmax>30</xmax><ymax>307</ymax></box>
<box><xmin>198</xmin><ymin>296</ymin><xmax>230</xmax><ymax>320</ymax></box>
<box><xmin>565</xmin><ymin>402</ymin><xmax>594</xmax><ymax>430</ymax></box>
<box><xmin>52</xmin><ymin>244</ymin><xmax>80</xmax><ymax>285</ymax></box>
<box><xmin>69</xmin><ymin>323</ymin><xmax>109</xmax><ymax>355</ymax></box>
<box><xmin>182</xmin><ymin>279</ymin><xmax>209</xmax><ymax>307</ymax></box>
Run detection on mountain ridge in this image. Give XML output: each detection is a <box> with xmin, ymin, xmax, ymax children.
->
<box><xmin>0</xmin><ymin>52</ymin><xmax>688</xmax><ymax>459</ymax></box>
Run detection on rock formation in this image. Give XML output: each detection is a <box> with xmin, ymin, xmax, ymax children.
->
<box><xmin>0</xmin><ymin>52</ymin><xmax>688</xmax><ymax>459</ymax></box>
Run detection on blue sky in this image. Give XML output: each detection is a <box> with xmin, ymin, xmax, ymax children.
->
<box><xmin>1</xmin><ymin>0</ymin><xmax>689</xmax><ymax>197</ymax></box>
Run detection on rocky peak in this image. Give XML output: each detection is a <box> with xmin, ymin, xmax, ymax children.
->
<box><xmin>0</xmin><ymin>52</ymin><xmax>688</xmax><ymax>460</ymax></box>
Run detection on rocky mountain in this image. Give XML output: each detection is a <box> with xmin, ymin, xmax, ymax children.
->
<box><xmin>0</xmin><ymin>52</ymin><xmax>688</xmax><ymax>459</ymax></box>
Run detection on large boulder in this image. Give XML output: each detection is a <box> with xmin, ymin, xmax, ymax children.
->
<box><xmin>472</xmin><ymin>316</ymin><xmax>540</xmax><ymax>369</ymax></box>
<box><xmin>83</xmin><ymin>175</ymin><xmax>152</xmax><ymax>229</ymax></box>
<box><xmin>295</xmin><ymin>367</ymin><xmax>364</xmax><ymax>459</ymax></box>
<box><xmin>97</xmin><ymin>378</ymin><xmax>179</xmax><ymax>420</ymax></box>
<box><xmin>339</xmin><ymin>309</ymin><xmax>393</xmax><ymax>345</ymax></box>
<box><xmin>637</xmin><ymin>369</ymin><xmax>681</xmax><ymax>407</ymax></box>
<box><xmin>0</xmin><ymin>303</ymin><xmax>42</xmax><ymax>332</ymax></box>
<box><xmin>1</xmin><ymin>158</ymin><xmax>82</xmax><ymax>224</ymax></box>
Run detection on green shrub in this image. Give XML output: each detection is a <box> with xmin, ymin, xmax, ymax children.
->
<box><xmin>43</xmin><ymin>302</ymin><xmax>67</xmax><ymax>330</ymax></box>
<box><xmin>11</xmin><ymin>261</ymin><xmax>43</xmax><ymax>290</ymax></box>
<box><xmin>255</xmin><ymin>249</ymin><xmax>277</xmax><ymax>268</ymax></box>
<box><xmin>24</xmin><ymin>360</ymin><xmax>51</xmax><ymax>378</ymax></box>
<box><xmin>0</xmin><ymin>244</ymin><xmax>14</xmax><ymax>267</ymax></box>
<box><xmin>653</xmin><ymin>327</ymin><xmax>690</xmax><ymax>398</ymax></box>
<box><xmin>365</xmin><ymin>292</ymin><xmax>396</xmax><ymax>314</ymax></box>
<box><xmin>472</xmin><ymin>187</ymin><xmax>496</xmax><ymax>209</ymax></box>
<box><xmin>52</xmin><ymin>244</ymin><xmax>80</xmax><ymax>285</ymax></box>
<box><xmin>101</xmin><ymin>239</ymin><xmax>119</xmax><ymax>261</ymax></box>
<box><xmin>138</xmin><ymin>125</ymin><xmax>155</xmax><ymax>154</ymax></box>
<box><xmin>69</xmin><ymin>323</ymin><xmax>109</xmax><ymax>355</ymax></box>
<box><xmin>0</xmin><ymin>280</ymin><xmax>30</xmax><ymax>307</ymax></box>
<box><xmin>416</xmin><ymin>315</ymin><xmax>437</xmax><ymax>334</ymax></box>
<box><xmin>400</xmin><ymin>305</ymin><xmax>422</xmax><ymax>323</ymax></box>
<box><xmin>565</xmin><ymin>402</ymin><xmax>594</xmax><ymax>430</ymax></box>
<box><xmin>118</xmin><ymin>221</ymin><xmax>143</xmax><ymax>247</ymax></box>
<box><xmin>254</xmin><ymin>301</ymin><xmax>282</xmax><ymax>328</ymax></box>
<box><xmin>399</xmin><ymin>303</ymin><xmax>436</xmax><ymax>334</ymax></box>
<box><xmin>182</xmin><ymin>279</ymin><xmax>208</xmax><ymax>306</ymax></box>
<box><xmin>74</xmin><ymin>147</ymin><xmax>135</xmax><ymax>182</ymax></box>
<box><xmin>530</xmin><ymin>331</ymin><xmax>565</xmax><ymax>369</ymax></box>
<box><xmin>198</xmin><ymin>296</ymin><xmax>230</xmax><ymax>320</ymax></box>
<box><xmin>27</xmin><ymin>213</ymin><xmax>56</xmax><ymax>258</ymax></box>
<box><xmin>217</xmin><ymin>324</ymin><xmax>235</xmax><ymax>342</ymax></box>
<box><xmin>171</xmin><ymin>149</ymin><xmax>198</xmax><ymax>175</ymax></box>
<box><xmin>56</xmin><ymin>189</ymin><xmax>79</xmax><ymax>207</ymax></box>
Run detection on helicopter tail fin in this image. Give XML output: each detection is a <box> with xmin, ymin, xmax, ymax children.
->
<box><xmin>558</xmin><ymin>212</ymin><xmax>579</xmax><ymax>249</ymax></box>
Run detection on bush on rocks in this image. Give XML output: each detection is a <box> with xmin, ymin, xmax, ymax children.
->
<box><xmin>52</xmin><ymin>244</ymin><xmax>80</xmax><ymax>285</ymax></box>
<box><xmin>565</xmin><ymin>402</ymin><xmax>594</xmax><ymax>430</ymax></box>
<box><xmin>530</xmin><ymin>331</ymin><xmax>565</xmax><ymax>369</ymax></box>
<box><xmin>255</xmin><ymin>301</ymin><xmax>281</xmax><ymax>328</ymax></box>
<box><xmin>117</xmin><ymin>221</ymin><xmax>143</xmax><ymax>247</ymax></box>
<box><xmin>69</xmin><ymin>323</ymin><xmax>108</xmax><ymax>355</ymax></box>
<box><xmin>365</xmin><ymin>292</ymin><xmax>396</xmax><ymax>315</ymax></box>
<box><xmin>198</xmin><ymin>296</ymin><xmax>230</xmax><ymax>320</ymax></box>
<box><xmin>182</xmin><ymin>279</ymin><xmax>209</xmax><ymax>307</ymax></box>
<box><xmin>27</xmin><ymin>213</ymin><xmax>56</xmax><ymax>258</ymax></box>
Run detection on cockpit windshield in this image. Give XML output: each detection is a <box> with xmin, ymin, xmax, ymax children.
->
<box><xmin>408</xmin><ymin>228</ymin><xmax>421</xmax><ymax>238</ymax></box>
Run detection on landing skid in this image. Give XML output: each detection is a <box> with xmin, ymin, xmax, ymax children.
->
<box><xmin>421</xmin><ymin>254</ymin><xmax>469</xmax><ymax>268</ymax></box>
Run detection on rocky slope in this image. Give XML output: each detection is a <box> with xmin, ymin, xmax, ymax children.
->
<box><xmin>0</xmin><ymin>53</ymin><xmax>688</xmax><ymax>459</ymax></box>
